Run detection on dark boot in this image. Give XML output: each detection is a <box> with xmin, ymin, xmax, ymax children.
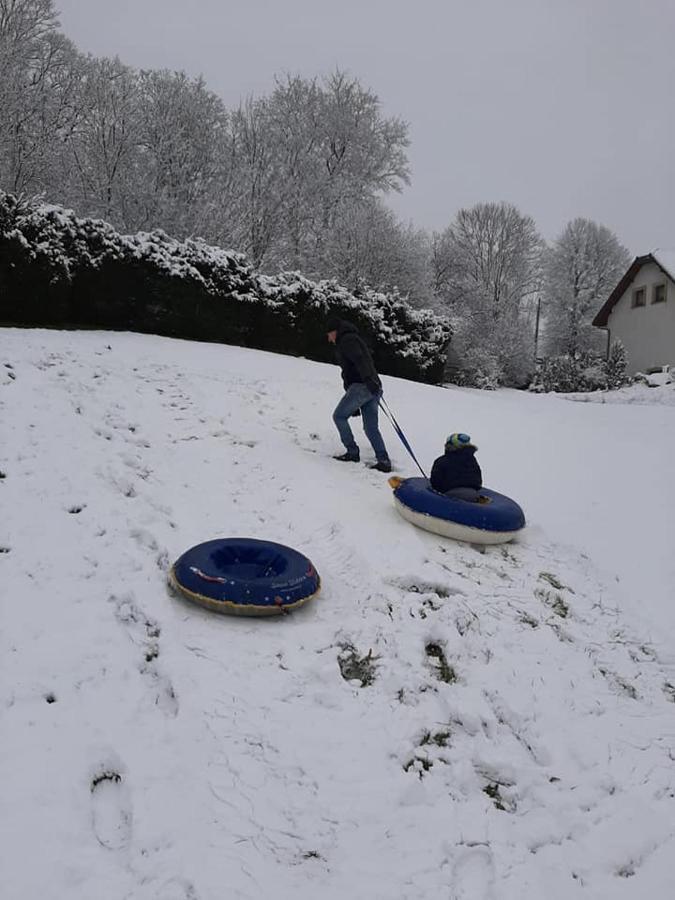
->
<box><xmin>368</xmin><ymin>459</ymin><xmax>392</xmax><ymax>473</ymax></box>
<box><xmin>333</xmin><ymin>451</ymin><xmax>360</xmax><ymax>462</ymax></box>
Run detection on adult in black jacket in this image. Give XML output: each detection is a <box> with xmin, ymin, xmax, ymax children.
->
<box><xmin>326</xmin><ymin>317</ymin><xmax>391</xmax><ymax>472</ymax></box>
<box><xmin>430</xmin><ymin>433</ymin><xmax>482</xmax><ymax>500</ymax></box>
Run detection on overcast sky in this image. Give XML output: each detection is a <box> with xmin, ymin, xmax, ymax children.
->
<box><xmin>55</xmin><ymin>0</ymin><xmax>674</xmax><ymax>254</ymax></box>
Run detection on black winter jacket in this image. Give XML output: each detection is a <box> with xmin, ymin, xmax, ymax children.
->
<box><xmin>430</xmin><ymin>446</ymin><xmax>482</xmax><ymax>493</ymax></box>
<box><xmin>333</xmin><ymin>321</ymin><xmax>382</xmax><ymax>392</ymax></box>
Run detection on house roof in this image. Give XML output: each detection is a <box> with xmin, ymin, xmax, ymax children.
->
<box><xmin>593</xmin><ymin>251</ymin><xmax>675</xmax><ymax>327</ymax></box>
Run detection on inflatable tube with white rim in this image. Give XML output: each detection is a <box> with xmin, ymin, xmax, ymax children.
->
<box><xmin>390</xmin><ymin>477</ymin><xmax>525</xmax><ymax>545</ymax></box>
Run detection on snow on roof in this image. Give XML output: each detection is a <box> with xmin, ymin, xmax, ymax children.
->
<box><xmin>652</xmin><ymin>249</ymin><xmax>675</xmax><ymax>282</ymax></box>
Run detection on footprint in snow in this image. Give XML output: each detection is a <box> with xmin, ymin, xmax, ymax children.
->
<box><xmin>388</xmin><ymin>575</ymin><xmax>467</xmax><ymax>599</ymax></box>
<box><xmin>109</xmin><ymin>593</ymin><xmax>179</xmax><ymax>717</ymax></box>
<box><xmin>101</xmin><ymin>468</ymin><xmax>138</xmax><ymax>498</ymax></box>
<box><xmin>130</xmin><ymin>527</ymin><xmax>169</xmax><ymax>571</ymax></box>
<box><xmin>450</xmin><ymin>845</ymin><xmax>496</xmax><ymax>900</ymax></box>
<box><xmin>90</xmin><ymin>764</ymin><xmax>132</xmax><ymax>851</ymax></box>
<box><xmin>597</xmin><ymin>666</ymin><xmax>639</xmax><ymax>700</ymax></box>
<box><xmin>151</xmin><ymin>673</ymin><xmax>179</xmax><ymax>717</ymax></box>
<box><xmin>156</xmin><ymin>876</ymin><xmax>200</xmax><ymax>900</ymax></box>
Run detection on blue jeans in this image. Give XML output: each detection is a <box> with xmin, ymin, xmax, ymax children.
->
<box><xmin>333</xmin><ymin>383</ymin><xmax>390</xmax><ymax>462</ymax></box>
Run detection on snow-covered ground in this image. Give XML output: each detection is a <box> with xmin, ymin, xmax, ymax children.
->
<box><xmin>1</xmin><ymin>328</ymin><xmax>674</xmax><ymax>900</ymax></box>
<box><xmin>561</xmin><ymin>372</ymin><xmax>675</xmax><ymax>407</ymax></box>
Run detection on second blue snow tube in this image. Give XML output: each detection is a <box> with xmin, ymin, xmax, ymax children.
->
<box><xmin>169</xmin><ymin>538</ymin><xmax>320</xmax><ymax>615</ymax></box>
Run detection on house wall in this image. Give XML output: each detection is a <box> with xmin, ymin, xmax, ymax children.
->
<box><xmin>607</xmin><ymin>261</ymin><xmax>675</xmax><ymax>373</ymax></box>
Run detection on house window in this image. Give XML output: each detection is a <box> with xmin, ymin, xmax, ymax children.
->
<box><xmin>652</xmin><ymin>283</ymin><xmax>667</xmax><ymax>304</ymax></box>
<box><xmin>632</xmin><ymin>287</ymin><xmax>646</xmax><ymax>308</ymax></box>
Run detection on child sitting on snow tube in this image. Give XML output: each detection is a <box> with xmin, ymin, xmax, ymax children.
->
<box><xmin>430</xmin><ymin>433</ymin><xmax>483</xmax><ymax>502</ymax></box>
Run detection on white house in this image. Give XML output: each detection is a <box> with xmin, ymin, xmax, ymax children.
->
<box><xmin>593</xmin><ymin>251</ymin><xmax>675</xmax><ymax>374</ymax></box>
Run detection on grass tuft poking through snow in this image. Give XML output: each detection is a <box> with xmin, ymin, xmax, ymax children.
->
<box><xmin>337</xmin><ymin>643</ymin><xmax>379</xmax><ymax>687</ymax></box>
<box><xmin>425</xmin><ymin>641</ymin><xmax>457</xmax><ymax>683</ymax></box>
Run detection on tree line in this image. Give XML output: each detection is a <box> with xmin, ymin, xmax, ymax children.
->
<box><xmin>0</xmin><ymin>0</ymin><xmax>631</xmax><ymax>387</ymax></box>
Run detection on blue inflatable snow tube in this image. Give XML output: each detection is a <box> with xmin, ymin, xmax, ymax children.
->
<box><xmin>169</xmin><ymin>538</ymin><xmax>320</xmax><ymax>616</ymax></box>
<box><xmin>392</xmin><ymin>478</ymin><xmax>525</xmax><ymax>541</ymax></box>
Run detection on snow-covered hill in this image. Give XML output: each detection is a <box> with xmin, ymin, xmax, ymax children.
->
<box><xmin>1</xmin><ymin>328</ymin><xmax>674</xmax><ymax>900</ymax></box>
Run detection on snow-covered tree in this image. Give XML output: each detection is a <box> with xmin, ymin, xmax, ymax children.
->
<box><xmin>0</xmin><ymin>0</ymin><xmax>59</xmax><ymax>183</ymax></box>
<box><xmin>0</xmin><ymin>0</ymin><xmax>81</xmax><ymax>195</ymax></box>
<box><xmin>64</xmin><ymin>56</ymin><xmax>142</xmax><ymax>227</ymax></box>
<box><xmin>133</xmin><ymin>69</ymin><xmax>232</xmax><ymax>236</ymax></box>
<box><xmin>224</xmin><ymin>71</ymin><xmax>410</xmax><ymax>272</ymax></box>
<box><xmin>604</xmin><ymin>339</ymin><xmax>629</xmax><ymax>389</ymax></box>
<box><xmin>1</xmin><ymin>7</ymin><xmax>415</xmax><ymax>291</ymax></box>
<box><xmin>543</xmin><ymin>218</ymin><xmax>630</xmax><ymax>357</ymax></box>
<box><xmin>316</xmin><ymin>71</ymin><xmax>410</xmax><ymax>225</ymax></box>
<box><xmin>320</xmin><ymin>198</ymin><xmax>432</xmax><ymax>306</ymax></box>
<box><xmin>261</xmin><ymin>75</ymin><xmax>324</xmax><ymax>269</ymax></box>
<box><xmin>432</xmin><ymin>202</ymin><xmax>543</xmax><ymax>385</ymax></box>
<box><xmin>224</xmin><ymin>95</ymin><xmax>288</xmax><ymax>267</ymax></box>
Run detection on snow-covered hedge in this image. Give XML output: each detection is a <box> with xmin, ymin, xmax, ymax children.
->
<box><xmin>0</xmin><ymin>193</ymin><xmax>451</xmax><ymax>383</ymax></box>
<box><xmin>530</xmin><ymin>343</ymin><xmax>629</xmax><ymax>393</ymax></box>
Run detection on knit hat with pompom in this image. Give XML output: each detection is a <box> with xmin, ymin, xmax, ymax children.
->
<box><xmin>445</xmin><ymin>432</ymin><xmax>472</xmax><ymax>450</ymax></box>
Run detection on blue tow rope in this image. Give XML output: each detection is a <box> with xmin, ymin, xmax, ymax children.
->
<box><xmin>378</xmin><ymin>397</ymin><xmax>428</xmax><ymax>479</ymax></box>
